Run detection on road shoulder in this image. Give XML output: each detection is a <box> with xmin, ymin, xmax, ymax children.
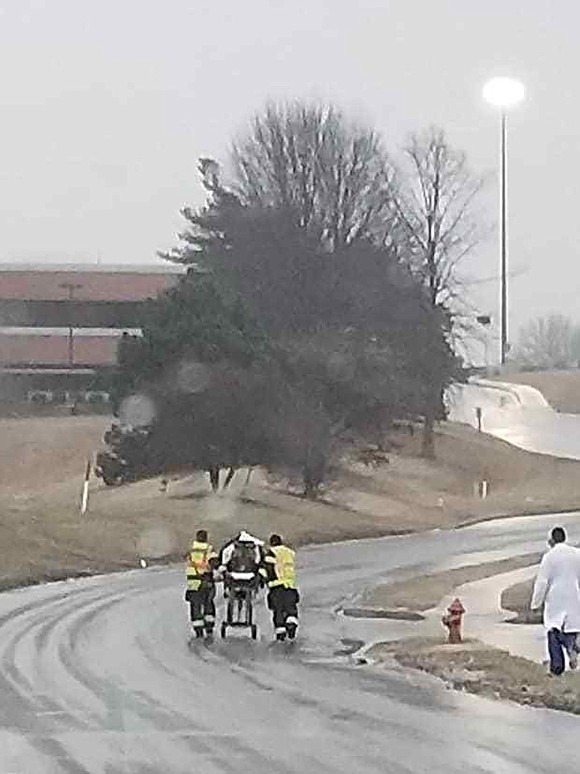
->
<box><xmin>367</xmin><ymin>637</ymin><xmax>580</xmax><ymax>715</ymax></box>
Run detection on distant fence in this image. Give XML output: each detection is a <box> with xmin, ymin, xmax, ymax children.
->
<box><xmin>25</xmin><ymin>389</ymin><xmax>111</xmax><ymax>406</ymax></box>
<box><xmin>0</xmin><ymin>401</ymin><xmax>112</xmax><ymax>418</ymax></box>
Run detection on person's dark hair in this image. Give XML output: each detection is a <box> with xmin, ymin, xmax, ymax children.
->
<box><xmin>196</xmin><ymin>529</ymin><xmax>208</xmax><ymax>542</ymax></box>
<box><xmin>269</xmin><ymin>533</ymin><xmax>282</xmax><ymax>546</ymax></box>
<box><xmin>551</xmin><ymin>526</ymin><xmax>566</xmax><ymax>544</ymax></box>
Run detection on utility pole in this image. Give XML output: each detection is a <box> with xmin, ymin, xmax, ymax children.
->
<box><xmin>500</xmin><ymin>111</ymin><xmax>508</xmax><ymax>365</ymax></box>
<box><xmin>483</xmin><ymin>76</ymin><xmax>525</xmax><ymax>366</ymax></box>
<box><xmin>59</xmin><ymin>283</ymin><xmax>82</xmax><ymax>366</ymax></box>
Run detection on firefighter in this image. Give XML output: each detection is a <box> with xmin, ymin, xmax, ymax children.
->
<box><xmin>264</xmin><ymin>534</ymin><xmax>299</xmax><ymax>641</ymax></box>
<box><xmin>185</xmin><ymin>529</ymin><xmax>219</xmax><ymax>638</ymax></box>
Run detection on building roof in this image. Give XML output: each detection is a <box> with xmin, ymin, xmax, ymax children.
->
<box><xmin>0</xmin><ymin>327</ymin><xmax>141</xmax><ymax>337</ymax></box>
<box><xmin>0</xmin><ymin>262</ymin><xmax>186</xmax><ymax>274</ymax></box>
<box><xmin>0</xmin><ymin>367</ymin><xmax>97</xmax><ymax>375</ymax></box>
<box><xmin>0</xmin><ymin>263</ymin><xmax>184</xmax><ymax>302</ymax></box>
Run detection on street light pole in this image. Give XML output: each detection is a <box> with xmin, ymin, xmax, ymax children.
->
<box><xmin>483</xmin><ymin>76</ymin><xmax>525</xmax><ymax>367</ymax></box>
<box><xmin>500</xmin><ymin>110</ymin><xmax>507</xmax><ymax>365</ymax></box>
<box><xmin>59</xmin><ymin>283</ymin><xmax>82</xmax><ymax>366</ymax></box>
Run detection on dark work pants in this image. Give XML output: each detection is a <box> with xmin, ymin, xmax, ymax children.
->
<box><xmin>268</xmin><ymin>587</ymin><xmax>299</xmax><ymax>632</ymax></box>
<box><xmin>547</xmin><ymin>628</ymin><xmax>578</xmax><ymax>675</ymax></box>
<box><xmin>188</xmin><ymin>585</ymin><xmax>216</xmax><ymax>630</ymax></box>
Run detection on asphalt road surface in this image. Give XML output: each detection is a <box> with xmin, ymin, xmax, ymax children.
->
<box><xmin>2</xmin><ymin>509</ymin><xmax>580</xmax><ymax>774</ymax></box>
<box><xmin>449</xmin><ymin>379</ymin><xmax>580</xmax><ymax>459</ymax></box>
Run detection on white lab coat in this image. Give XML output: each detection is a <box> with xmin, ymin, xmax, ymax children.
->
<box><xmin>531</xmin><ymin>543</ymin><xmax>580</xmax><ymax>632</ymax></box>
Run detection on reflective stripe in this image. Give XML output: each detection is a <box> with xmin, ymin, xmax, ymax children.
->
<box><xmin>204</xmin><ymin>615</ymin><xmax>215</xmax><ymax>623</ymax></box>
<box><xmin>228</xmin><ymin>571</ymin><xmax>256</xmax><ymax>581</ymax></box>
<box><xmin>275</xmin><ymin>627</ymin><xmax>286</xmax><ymax>635</ymax></box>
<box><xmin>189</xmin><ymin>540</ymin><xmax>218</xmax><ymax>561</ymax></box>
<box><xmin>286</xmin><ymin>616</ymin><xmax>299</xmax><ymax>625</ymax></box>
<box><xmin>191</xmin><ymin>619</ymin><xmax>204</xmax><ymax>627</ymax></box>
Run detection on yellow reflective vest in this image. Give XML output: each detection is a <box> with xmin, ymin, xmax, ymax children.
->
<box><xmin>265</xmin><ymin>545</ymin><xmax>297</xmax><ymax>589</ymax></box>
<box><xmin>186</xmin><ymin>541</ymin><xmax>218</xmax><ymax>591</ymax></box>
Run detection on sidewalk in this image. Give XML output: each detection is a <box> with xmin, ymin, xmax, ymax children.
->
<box><xmin>426</xmin><ymin>564</ymin><xmax>546</xmax><ymax>663</ymax></box>
<box><xmin>345</xmin><ymin>563</ymin><xmax>547</xmax><ymax>666</ymax></box>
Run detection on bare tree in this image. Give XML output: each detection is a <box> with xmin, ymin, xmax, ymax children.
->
<box><xmin>571</xmin><ymin>325</ymin><xmax>580</xmax><ymax>366</ymax></box>
<box><xmin>516</xmin><ymin>315</ymin><xmax>573</xmax><ymax>369</ymax></box>
<box><xmin>231</xmin><ymin>101</ymin><xmax>400</xmax><ymax>251</ymax></box>
<box><xmin>395</xmin><ymin>127</ymin><xmax>483</xmax><ymax>457</ymax></box>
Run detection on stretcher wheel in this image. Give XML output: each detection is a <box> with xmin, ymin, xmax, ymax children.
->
<box><xmin>251</xmin><ymin>624</ymin><xmax>258</xmax><ymax>640</ymax></box>
<box><xmin>221</xmin><ymin>622</ymin><xmax>227</xmax><ymax>639</ymax></box>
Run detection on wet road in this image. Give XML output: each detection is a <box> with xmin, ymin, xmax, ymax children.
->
<box><xmin>449</xmin><ymin>379</ymin><xmax>580</xmax><ymax>459</ymax></box>
<box><xmin>2</xmin><ymin>510</ymin><xmax>580</xmax><ymax>773</ymax></box>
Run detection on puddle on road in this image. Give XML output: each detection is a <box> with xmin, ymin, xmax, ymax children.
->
<box><xmin>334</xmin><ymin>638</ymin><xmax>365</xmax><ymax>657</ymax></box>
<box><xmin>342</xmin><ymin>607</ymin><xmax>425</xmax><ymax>621</ymax></box>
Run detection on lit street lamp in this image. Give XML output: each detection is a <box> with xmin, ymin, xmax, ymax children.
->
<box><xmin>476</xmin><ymin>313</ymin><xmax>492</xmax><ymax>371</ymax></box>
<box><xmin>483</xmin><ymin>76</ymin><xmax>525</xmax><ymax>366</ymax></box>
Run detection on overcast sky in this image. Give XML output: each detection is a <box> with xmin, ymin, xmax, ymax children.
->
<box><xmin>0</xmin><ymin>0</ymin><xmax>577</xmax><ymax>337</ymax></box>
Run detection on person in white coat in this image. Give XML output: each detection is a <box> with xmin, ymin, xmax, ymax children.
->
<box><xmin>531</xmin><ymin>526</ymin><xmax>580</xmax><ymax>675</ymax></box>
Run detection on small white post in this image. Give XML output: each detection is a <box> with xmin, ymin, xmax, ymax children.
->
<box><xmin>481</xmin><ymin>480</ymin><xmax>488</xmax><ymax>499</ymax></box>
<box><xmin>476</xmin><ymin>480</ymin><xmax>489</xmax><ymax>499</ymax></box>
<box><xmin>80</xmin><ymin>459</ymin><xmax>91</xmax><ymax>516</ymax></box>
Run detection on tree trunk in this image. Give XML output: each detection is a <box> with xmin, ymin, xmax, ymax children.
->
<box><xmin>208</xmin><ymin>466</ymin><xmax>220</xmax><ymax>492</ymax></box>
<box><xmin>223</xmin><ymin>467</ymin><xmax>236</xmax><ymax>488</ymax></box>
<box><xmin>303</xmin><ymin>472</ymin><xmax>319</xmax><ymax>500</ymax></box>
<box><xmin>302</xmin><ymin>440</ymin><xmax>328</xmax><ymax>499</ymax></box>
<box><xmin>421</xmin><ymin>405</ymin><xmax>436</xmax><ymax>459</ymax></box>
<box><xmin>303</xmin><ymin>459</ymin><xmax>324</xmax><ymax>500</ymax></box>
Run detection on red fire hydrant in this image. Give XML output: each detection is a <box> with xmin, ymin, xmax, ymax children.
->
<box><xmin>442</xmin><ymin>598</ymin><xmax>465</xmax><ymax>644</ymax></box>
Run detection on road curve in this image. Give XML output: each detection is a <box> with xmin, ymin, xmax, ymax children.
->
<box><xmin>1</xmin><ymin>510</ymin><xmax>580</xmax><ymax>773</ymax></box>
<box><xmin>449</xmin><ymin>380</ymin><xmax>580</xmax><ymax>459</ymax></box>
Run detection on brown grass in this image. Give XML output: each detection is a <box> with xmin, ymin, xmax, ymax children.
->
<box><xmin>363</xmin><ymin>553</ymin><xmax>541</xmax><ymax>612</ymax></box>
<box><xmin>370</xmin><ymin>638</ymin><xmax>580</xmax><ymax>715</ymax></box>
<box><xmin>0</xmin><ymin>414</ymin><xmax>109</xmax><ymax>494</ymax></box>
<box><xmin>1</xmin><ymin>414</ymin><xmax>580</xmax><ymax>591</ymax></box>
<box><xmin>501</xmin><ymin>578</ymin><xmax>541</xmax><ymax>624</ymax></box>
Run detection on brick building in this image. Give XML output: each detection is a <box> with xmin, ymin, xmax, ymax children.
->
<box><xmin>0</xmin><ymin>264</ymin><xmax>184</xmax><ymax>403</ymax></box>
